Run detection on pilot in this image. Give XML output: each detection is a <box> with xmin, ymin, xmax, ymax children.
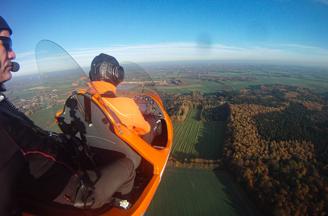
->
<box><xmin>0</xmin><ymin>15</ymin><xmax>23</xmax><ymax>216</ymax></box>
<box><xmin>0</xmin><ymin>16</ymin><xmax>136</xmax><ymax>215</ymax></box>
<box><xmin>0</xmin><ymin>16</ymin><xmax>72</xmax><ymax>215</ymax></box>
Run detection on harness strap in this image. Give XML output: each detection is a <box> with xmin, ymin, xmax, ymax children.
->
<box><xmin>83</xmin><ymin>95</ymin><xmax>92</xmax><ymax>125</ymax></box>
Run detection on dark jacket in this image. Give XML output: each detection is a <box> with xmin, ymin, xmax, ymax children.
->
<box><xmin>0</xmin><ymin>124</ymin><xmax>19</xmax><ymax>170</ymax></box>
<box><xmin>0</xmin><ymin>93</ymin><xmax>65</xmax><ymax>178</ymax></box>
<box><xmin>0</xmin><ymin>94</ymin><xmax>76</xmax><ymax>215</ymax></box>
<box><xmin>0</xmin><ymin>94</ymin><xmax>60</xmax><ymax>177</ymax></box>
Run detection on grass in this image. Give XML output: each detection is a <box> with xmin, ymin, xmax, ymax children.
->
<box><xmin>173</xmin><ymin>108</ymin><xmax>226</xmax><ymax>159</ymax></box>
<box><xmin>157</xmin><ymin>78</ymin><xmax>229</xmax><ymax>94</ymax></box>
<box><xmin>30</xmin><ymin>105</ymin><xmax>62</xmax><ymax>132</ymax></box>
<box><xmin>156</xmin><ymin>70</ymin><xmax>328</xmax><ymax>94</ymax></box>
<box><xmin>146</xmin><ymin>167</ymin><xmax>258</xmax><ymax>216</ymax></box>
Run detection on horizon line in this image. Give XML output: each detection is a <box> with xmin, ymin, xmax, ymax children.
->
<box><xmin>13</xmin><ymin>42</ymin><xmax>328</xmax><ymax>76</ymax></box>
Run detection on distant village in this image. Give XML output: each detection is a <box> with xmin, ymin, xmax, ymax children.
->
<box><xmin>12</xmin><ymin>89</ymin><xmax>64</xmax><ymax>116</ymax></box>
<box><xmin>12</xmin><ymin>78</ymin><xmax>188</xmax><ymax>117</ymax></box>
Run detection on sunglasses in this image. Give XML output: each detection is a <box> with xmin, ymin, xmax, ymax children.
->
<box><xmin>0</xmin><ymin>36</ymin><xmax>12</xmax><ymax>52</ymax></box>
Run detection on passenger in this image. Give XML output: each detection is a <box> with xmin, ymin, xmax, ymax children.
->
<box><xmin>88</xmin><ymin>53</ymin><xmax>151</xmax><ymax>136</ymax></box>
<box><xmin>0</xmin><ymin>16</ymin><xmax>136</xmax><ymax>215</ymax></box>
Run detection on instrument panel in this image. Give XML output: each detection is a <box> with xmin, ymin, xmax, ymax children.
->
<box><xmin>134</xmin><ymin>95</ymin><xmax>163</xmax><ymax>118</ymax></box>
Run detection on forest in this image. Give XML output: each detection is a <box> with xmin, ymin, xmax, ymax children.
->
<box><xmin>223</xmin><ymin>85</ymin><xmax>328</xmax><ymax>215</ymax></box>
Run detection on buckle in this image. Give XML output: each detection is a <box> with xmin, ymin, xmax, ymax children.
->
<box><xmin>73</xmin><ymin>177</ymin><xmax>95</xmax><ymax>208</ymax></box>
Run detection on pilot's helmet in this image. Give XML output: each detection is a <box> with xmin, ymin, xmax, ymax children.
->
<box><xmin>89</xmin><ymin>53</ymin><xmax>124</xmax><ymax>86</ymax></box>
<box><xmin>0</xmin><ymin>16</ymin><xmax>12</xmax><ymax>35</ymax></box>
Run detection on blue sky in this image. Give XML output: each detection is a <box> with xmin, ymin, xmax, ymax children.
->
<box><xmin>2</xmin><ymin>0</ymin><xmax>328</xmax><ymax>74</ymax></box>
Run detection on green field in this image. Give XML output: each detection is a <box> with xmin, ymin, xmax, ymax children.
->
<box><xmin>173</xmin><ymin>108</ymin><xmax>225</xmax><ymax>159</ymax></box>
<box><xmin>146</xmin><ymin>167</ymin><xmax>258</xmax><ymax>216</ymax></box>
<box><xmin>30</xmin><ymin>105</ymin><xmax>62</xmax><ymax>132</ymax></box>
<box><xmin>157</xmin><ymin>79</ymin><xmax>230</xmax><ymax>94</ymax></box>
<box><xmin>156</xmin><ymin>67</ymin><xmax>328</xmax><ymax>94</ymax></box>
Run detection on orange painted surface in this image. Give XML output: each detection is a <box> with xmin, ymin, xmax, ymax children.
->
<box><xmin>89</xmin><ymin>81</ymin><xmax>117</xmax><ymax>95</ymax></box>
<box><xmin>103</xmin><ymin>97</ymin><xmax>151</xmax><ymax>135</ymax></box>
<box><xmin>23</xmin><ymin>83</ymin><xmax>173</xmax><ymax>216</ymax></box>
<box><xmin>88</xmin><ymin>85</ymin><xmax>173</xmax><ymax>215</ymax></box>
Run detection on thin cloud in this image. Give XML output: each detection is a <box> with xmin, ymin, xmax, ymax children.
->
<box><xmin>14</xmin><ymin>42</ymin><xmax>328</xmax><ymax>76</ymax></box>
<box><xmin>315</xmin><ymin>0</ymin><xmax>328</xmax><ymax>5</ymax></box>
<box><xmin>280</xmin><ymin>43</ymin><xmax>324</xmax><ymax>50</ymax></box>
<box><xmin>16</xmin><ymin>51</ymin><xmax>35</xmax><ymax>59</ymax></box>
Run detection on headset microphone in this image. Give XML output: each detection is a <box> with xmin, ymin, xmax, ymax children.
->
<box><xmin>11</xmin><ymin>62</ymin><xmax>20</xmax><ymax>72</ymax></box>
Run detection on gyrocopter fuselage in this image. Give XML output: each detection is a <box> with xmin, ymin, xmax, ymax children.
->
<box><xmin>22</xmin><ymin>40</ymin><xmax>173</xmax><ymax>216</ymax></box>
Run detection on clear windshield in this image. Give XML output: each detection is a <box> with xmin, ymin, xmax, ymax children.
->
<box><xmin>34</xmin><ymin>40</ymin><xmax>162</xmax><ymax>132</ymax></box>
<box><xmin>116</xmin><ymin>61</ymin><xmax>160</xmax><ymax>99</ymax></box>
<box><xmin>34</xmin><ymin>40</ymin><xmax>89</xmax><ymax>131</ymax></box>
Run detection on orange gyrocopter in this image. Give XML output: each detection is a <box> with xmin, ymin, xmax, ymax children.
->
<box><xmin>22</xmin><ymin>40</ymin><xmax>173</xmax><ymax>216</ymax></box>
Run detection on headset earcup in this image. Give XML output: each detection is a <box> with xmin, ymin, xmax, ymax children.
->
<box><xmin>117</xmin><ymin>66</ymin><xmax>124</xmax><ymax>83</ymax></box>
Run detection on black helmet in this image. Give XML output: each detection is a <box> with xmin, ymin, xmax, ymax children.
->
<box><xmin>0</xmin><ymin>16</ymin><xmax>12</xmax><ymax>35</ymax></box>
<box><xmin>89</xmin><ymin>53</ymin><xmax>124</xmax><ymax>86</ymax></box>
